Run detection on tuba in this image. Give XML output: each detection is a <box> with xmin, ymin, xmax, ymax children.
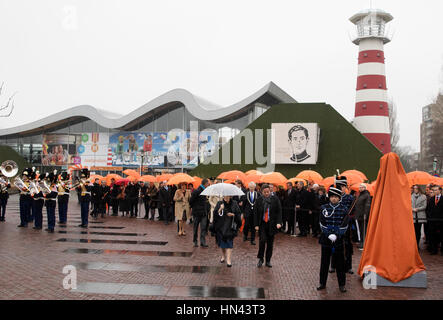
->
<box><xmin>1</xmin><ymin>160</ymin><xmax>18</xmax><ymax>178</ymax></box>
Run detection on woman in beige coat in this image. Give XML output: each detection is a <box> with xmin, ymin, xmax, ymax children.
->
<box><xmin>174</xmin><ymin>183</ymin><xmax>191</xmax><ymax>236</ymax></box>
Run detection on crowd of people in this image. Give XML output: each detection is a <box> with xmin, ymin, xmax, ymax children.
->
<box><xmin>1</xmin><ymin>166</ymin><xmax>442</xmax><ymax>293</ymax></box>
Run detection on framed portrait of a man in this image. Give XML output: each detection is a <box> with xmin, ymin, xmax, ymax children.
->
<box><xmin>271</xmin><ymin>123</ymin><xmax>320</xmax><ymax>164</ymax></box>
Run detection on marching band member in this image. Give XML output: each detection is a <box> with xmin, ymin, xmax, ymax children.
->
<box><xmin>57</xmin><ymin>172</ymin><xmax>70</xmax><ymax>224</ymax></box>
<box><xmin>317</xmin><ymin>186</ymin><xmax>349</xmax><ymax>293</ymax></box>
<box><xmin>76</xmin><ymin>169</ymin><xmax>92</xmax><ymax>228</ymax></box>
<box><xmin>44</xmin><ymin>171</ymin><xmax>58</xmax><ymax>233</ymax></box>
<box><xmin>17</xmin><ymin>168</ymin><xmax>32</xmax><ymax>228</ymax></box>
<box><xmin>0</xmin><ymin>172</ymin><xmax>11</xmax><ymax>222</ymax></box>
<box><xmin>31</xmin><ymin>171</ymin><xmax>45</xmax><ymax>230</ymax></box>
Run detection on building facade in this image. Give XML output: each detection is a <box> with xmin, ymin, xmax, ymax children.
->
<box><xmin>420</xmin><ymin>94</ymin><xmax>443</xmax><ymax>175</ymax></box>
<box><xmin>0</xmin><ymin>82</ymin><xmax>295</xmax><ymax>176</ymax></box>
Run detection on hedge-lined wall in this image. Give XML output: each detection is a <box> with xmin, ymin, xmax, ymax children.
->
<box><xmin>190</xmin><ymin>103</ymin><xmax>382</xmax><ymax>181</ymax></box>
<box><xmin>0</xmin><ymin>145</ymin><xmax>31</xmax><ymax>176</ymax></box>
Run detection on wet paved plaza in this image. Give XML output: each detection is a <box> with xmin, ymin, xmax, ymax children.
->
<box><xmin>1</xmin><ymin>195</ymin><xmax>442</xmax><ymax>300</ymax></box>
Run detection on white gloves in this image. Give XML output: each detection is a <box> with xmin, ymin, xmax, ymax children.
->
<box><xmin>328</xmin><ymin>234</ymin><xmax>337</xmax><ymax>243</ymax></box>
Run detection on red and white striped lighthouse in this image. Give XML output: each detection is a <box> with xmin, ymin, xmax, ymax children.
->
<box><xmin>350</xmin><ymin>9</ymin><xmax>393</xmax><ymax>154</ymax></box>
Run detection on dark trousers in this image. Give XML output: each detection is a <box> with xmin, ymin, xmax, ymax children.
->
<box><xmin>80</xmin><ymin>201</ymin><xmax>90</xmax><ymax>226</ymax></box>
<box><xmin>33</xmin><ymin>200</ymin><xmax>44</xmax><ymax>228</ymax></box>
<box><xmin>193</xmin><ymin>215</ymin><xmax>208</xmax><ymax>245</ymax></box>
<box><xmin>0</xmin><ymin>198</ymin><xmax>7</xmax><ymax>219</ymax></box>
<box><xmin>19</xmin><ymin>196</ymin><xmax>31</xmax><ymax>226</ymax></box>
<box><xmin>243</xmin><ymin>214</ymin><xmax>256</xmax><ymax>241</ymax></box>
<box><xmin>143</xmin><ymin>200</ymin><xmax>150</xmax><ymax>217</ymax></box>
<box><xmin>330</xmin><ymin>229</ymin><xmax>353</xmax><ymax>271</ymax></box>
<box><xmin>161</xmin><ymin>205</ymin><xmax>172</xmax><ymax>223</ymax></box>
<box><xmin>414</xmin><ymin>223</ymin><xmax>423</xmax><ymax>248</ymax></box>
<box><xmin>130</xmin><ymin>199</ymin><xmax>139</xmax><ymax>216</ymax></box>
<box><xmin>99</xmin><ymin>200</ymin><xmax>107</xmax><ymax>215</ymax></box>
<box><xmin>320</xmin><ymin>245</ymin><xmax>346</xmax><ymax>287</ymax></box>
<box><xmin>429</xmin><ymin>222</ymin><xmax>443</xmax><ymax>253</ymax></box>
<box><xmin>257</xmin><ymin>222</ymin><xmax>275</xmax><ymax>263</ymax></box>
<box><xmin>46</xmin><ymin>204</ymin><xmax>56</xmax><ymax>230</ymax></box>
<box><xmin>288</xmin><ymin>210</ymin><xmax>296</xmax><ymax>235</ymax></box>
<box><xmin>58</xmin><ymin>200</ymin><xmax>68</xmax><ymax>223</ymax></box>
<box><xmin>298</xmin><ymin>210</ymin><xmax>309</xmax><ymax>234</ymax></box>
<box><xmin>310</xmin><ymin>211</ymin><xmax>320</xmax><ymax>235</ymax></box>
<box><xmin>29</xmin><ymin>200</ymin><xmax>35</xmax><ymax>222</ymax></box>
<box><xmin>111</xmin><ymin>199</ymin><xmax>119</xmax><ymax>215</ymax></box>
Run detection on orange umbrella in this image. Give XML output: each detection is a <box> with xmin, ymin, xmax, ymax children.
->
<box><xmin>139</xmin><ymin>175</ymin><xmax>156</xmax><ymax>183</ymax></box>
<box><xmin>342</xmin><ymin>170</ymin><xmax>368</xmax><ymax>181</ymax></box>
<box><xmin>105</xmin><ymin>174</ymin><xmax>122</xmax><ymax>186</ymax></box>
<box><xmin>296</xmin><ymin>170</ymin><xmax>323</xmax><ymax>184</ymax></box>
<box><xmin>406</xmin><ymin>171</ymin><xmax>434</xmax><ymax>186</ymax></box>
<box><xmin>89</xmin><ymin>174</ymin><xmax>104</xmax><ymax>182</ymax></box>
<box><xmin>245</xmin><ymin>170</ymin><xmax>263</xmax><ymax>176</ymax></box>
<box><xmin>320</xmin><ymin>176</ymin><xmax>335</xmax><ymax>189</ymax></box>
<box><xmin>217</xmin><ymin>170</ymin><xmax>246</xmax><ymax>183</ymax></box>
<box><xmin>123</xmin><ymin>169</ymin><xmax>141</xmax><ymax>179</ymax></box>
<box><xmin>244</xmin><ymin>174</ymin><xmax>262</xmax><ymax>186</ymax></box>
<box><xmin>358</xmin><ymin>153</ymin><xmax>425</xmax><ymax>283</ymax></box>
<box><xmin>259</xmin><ymin>172</ymin><xmax>287</xmax><ymax>187</ymax></box>
<box><xmin>432</xmin><ymin>177</ymin><xmax>443</xmax><ymax>186</ymax></box>
<box><xmin>167</xmin><ymin>173</ymin><xmax>195</xmax><ymax>185</ymax></box>
<box><xmin>342</xmin><ymin>173</ymin><xmax>364</xmax><ymax>186</ymax></box>
<box><xmin>156</xmin><ymin>173</ymin><xmax>173</xmax><ymax>182</ymax></box>
<box><xmin>127</xmin><ymin>175</ymin><xmax>139</xmax><ymax>182</ymax></box>
<box><xmin>192</xmin><ymin>176</ymin><xmax>202</xmax><ymax>189</ymax></box>
<box><xmin>288</xmin><ymin>177</ymin><xmax>308</xmax><ymax>186</ymax></box>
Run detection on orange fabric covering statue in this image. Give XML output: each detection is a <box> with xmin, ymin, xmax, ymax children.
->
<box><xmin>357</xmin><ymin>153</ymin><xmax>426</xmax><ymax>283</ymax></box>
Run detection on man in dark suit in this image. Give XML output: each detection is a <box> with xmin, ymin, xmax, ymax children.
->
<box><xmin>190</xmin><ymin>178</ymin><xmax>211</xmax><ymax>247</ymax></box>
<box><xmin>295</xmin><ymin>181</ymin><xmax>313</xmax><ymax>237</ymax></box>
<box><xmin>427</xmin><ymin>186</ymin><xmax>443</xmax><ymax>255</ymax></box>
<box><xmin>159</xmin><ymin>182</ymin><xmax>173</xmax><ymax>225</ymax></box>
<box><xmin>282</xmin><ymin>182</ymin><xmax>297</xmax><ymax>235</ymax></box>
<box><xmin>255</xmin><ymin>184</ymin><xmax>283</xmax><ymax>268</ymax></box>
<box><xmin>243</xmin><ymin>181</ymin><xmax>260</xmax><ymax>245</ymax></box>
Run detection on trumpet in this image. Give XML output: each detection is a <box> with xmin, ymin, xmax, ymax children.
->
<box><xmin>14</xmin><ymin>176</ymin><xmax>30</xmax><ymax>192</ymax></box>
<box><xmin>69</xmin><ymin>178</ymin><xmax>89</xmax><ymax>191</ymax></box>
<box><xmin>29</xmin><ymin>181</ymin><xmax>41</xmax><ymax>196</ymax></box>
<box><xmin>39</xmin><ymin>180</ymin><xmax>52</xmax><ymax>195</ymax></box>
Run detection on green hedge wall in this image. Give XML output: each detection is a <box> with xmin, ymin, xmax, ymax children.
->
<box><xmin>190</xmin><ymin>103</ymin><xmax>382</xmax><ymax>181</ymax></box>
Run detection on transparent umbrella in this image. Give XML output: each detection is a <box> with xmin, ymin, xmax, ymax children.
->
<box><xmin>200</xmin><ymin>183</ymin><xmax>245</xmax><ymax>197</ymax></box>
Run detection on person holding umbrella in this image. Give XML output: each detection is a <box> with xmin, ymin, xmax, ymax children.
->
<box><xmin>213</xmin><ymin>195</ymin><xmax>242</xmax><ymax>267</ymax></box>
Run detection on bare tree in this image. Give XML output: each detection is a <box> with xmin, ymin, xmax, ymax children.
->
<box><xmin>0</xmin><ymin>82</ymin><xmax>16</xmax><ymax>117</ymax></box>
<box><xmin>388</xmin><ymin>98</ymin><xmax>400</xmax><ymax>153</ymax></box>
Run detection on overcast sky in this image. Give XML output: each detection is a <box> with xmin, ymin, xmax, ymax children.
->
<box><xmin>1</xmin><ymin>0</ymin><xmax>442</xmax><ymax>151</ymax></box>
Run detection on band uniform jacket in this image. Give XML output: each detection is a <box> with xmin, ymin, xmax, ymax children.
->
<box><xmin>254</xmin><ymin>194</ymin><xmax>283</xmax><ymax>237</ymax></box>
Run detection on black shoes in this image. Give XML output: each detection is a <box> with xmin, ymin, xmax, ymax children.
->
<box><xmin>296</xmin><ymin>233</ymin><xmax>307</xmax><ymax>237</ymax></box>
<box><xmin>243</xmin><ymin>237</ymin><xmax>248</xmax><ymax>242</ymax></box>
<box><xmin>33</xmin><ymin>227</ymin><xmax>42</xmax><ymax>230</ymax></box>
<box><xmin>193</xmin><ymin>242</ymin><xmax>198</xmax><ymax>247</ymax></box>
<box><xmin>265</xmin><ymin>262</ymin><xmax>272</xmax><ymax>268</ymax></box>
<box><xmin>339</xmin><ymin>286</ymin><xmax>347</xmax><ymax>293</ymax></box>
<box><xmin>45</xmin><ymin>228</ymin><xmax>54</xmax><ymax>233</ymax></box>
<box><xmin>227</xmin><ymin>264</ymin><xmax>232</xmax><ymax>268</ymax></box>
<box><xmin>317</xmin><ymin>285</ymin><xmax>326</xmax><ymax>291</ymax></box>
<box><xmin>251</xmin><ymin>241</ymin><xmax>256</xmax><ymax>245</ymax></box>
<box><xmin>79</xmin><ymin>224</ymin><xmax>88</xmax><ymax>228</ymax></box>
<box><xmin>329</xmin><ymin>268</ymin><xmax>336</xmax><ymax>273</ymax></box>
<box><xmin>201</xmin><ymin>243</ymin><xmax>208</xmax><ymax>248</ymax></box>
<box><xmin>347</xmin><ymin>269</ymin><xmax>354</xmax><ymax>274</ymax></box>
<box><xmin>257</xmin><ymin>259</ymin><xmax>263</xmax><ymax>268</ymax></box>
<box><xmin>220</xmin><ymin>258</ymin><xmax>225</xmax><ymax>263</ymax></box>
<box><xmin>17</xmin><ymin>224</ymin><xmax>27</xmax><ymax>228</ymax></box>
